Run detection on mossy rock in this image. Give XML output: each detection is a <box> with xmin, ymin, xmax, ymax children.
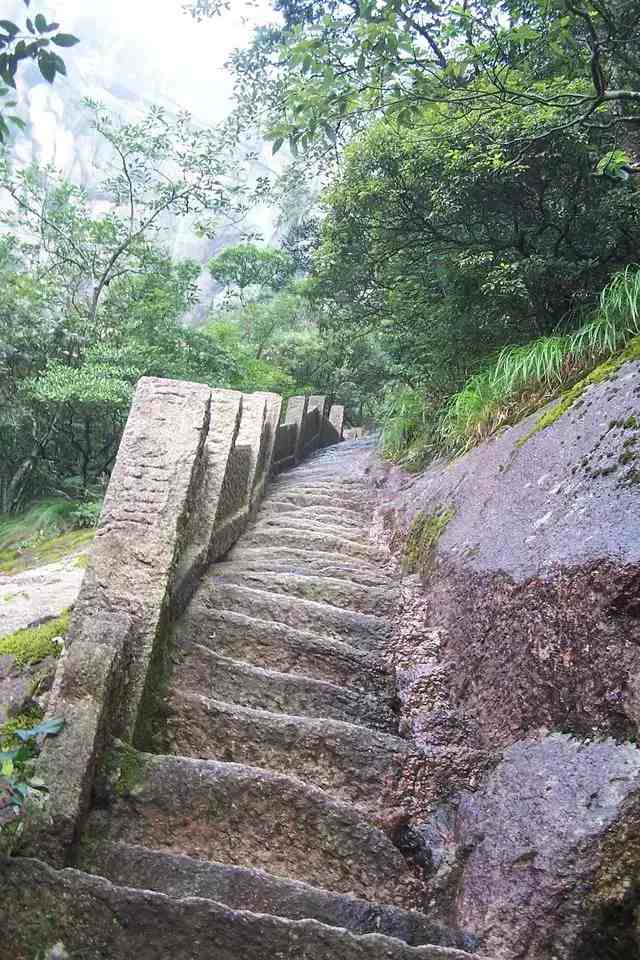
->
<box><xmin>0</xmin><ymin>611</ymin><xmax>70</xmax><ymax>668</ymax></box>
<box><xmin>402</xmin><ymin>507</ymin><xmax>455</xmax><ymax>576</ymax></box>
<box><xmin>517</xmin><ymin>336</ymin><xmax>640</xmax><ymax>447</ymax></box>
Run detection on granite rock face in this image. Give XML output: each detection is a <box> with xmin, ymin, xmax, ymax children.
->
<box><xmin>422</xmin><ymin>736</ymin><xmax>640</xmax><ymax>958</ymax></box>
<box><xmin>371</xmin><ymin>358</ymin><xmax>640</xmax><ymax>957</ymax></box>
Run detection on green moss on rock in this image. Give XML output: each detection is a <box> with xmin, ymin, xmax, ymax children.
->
<box><xmin>403</xmin><ymin>507</ymin><xmax>455</xmax><ymax>575</ymax></box>
<box><xmin>0</xmin><ymin>611</ymin><xmax>69</xmax><ymax>667</ymax></box>
<box><xmin>517</xmin><ymin>336</ymin><xmax>640</xmax><ymax>447</ymax></box>
<box><xmin>107</xmin><ymin>742</ymin><xmax>147</xmax><ymax>798</ymax></box>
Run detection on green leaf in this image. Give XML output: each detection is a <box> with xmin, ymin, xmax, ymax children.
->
<box><xmin>34</xmin><ymin>13</ymin><xmax>47</xmax><ymax>33</ymax></box>
<box><xmin>15</xmin><ymin>716</ymin><xmax>65</xmax><ymax>741</ymax></box>
<box><xmin>52</xmin><ymin>33</ymin><xmax>80</xmax><ymax>48</ymax></box>
<box><xmin>271</xmin><ymin>137</ymin><xmax>284</xmax><ymax>154</ymax></box>
<box><xmin>37</xmin><ymin>50</ymin><xmax>56</xmax><ymax>82</ymax></box>
<box><xmin>0</xmin><ymin>21</ymin><xmax>20</xmax><ymax>37</ymax></box>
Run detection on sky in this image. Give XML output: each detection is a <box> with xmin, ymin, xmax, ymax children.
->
<box><xmin>9</xmin><ymin>0</ymin><xmax>276</xmax><ymax>125</ymax></box>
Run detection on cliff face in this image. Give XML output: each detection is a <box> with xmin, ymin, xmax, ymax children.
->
<box><xmin>370</xmin><ymin>356</ymin><xmax>640</xmax><ymax>958</ymax></box>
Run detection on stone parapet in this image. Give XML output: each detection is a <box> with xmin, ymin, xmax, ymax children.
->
<box><xmin>36</xmin><ymin>380</ymin><xmax>343</xmax><ymax>864</ymax></box>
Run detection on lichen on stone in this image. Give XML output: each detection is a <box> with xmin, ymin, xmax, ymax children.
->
<box><xmin>402</xmin><ymin>507</ymin><xmax>455</xmax><ymax>576</ymax></box>
<box><xmin>0</xmin><ymin>611</ymin><xmax>69</xmax><ymax>668</ymax></box>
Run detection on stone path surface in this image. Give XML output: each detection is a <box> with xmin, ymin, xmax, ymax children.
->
<box><xmin>75</xmin><ymin>439</ymin><xmax>486</xmax><ymax>958</ymax></box>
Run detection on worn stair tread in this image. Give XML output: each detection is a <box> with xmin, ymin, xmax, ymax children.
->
<box><xmin>212</xmin><ymin>556</ymin><xmax>396</xmax><ymax>590</ymax></box>
<box><xmin>263</xmin><ymin>500</ymin><xmax>367</xmax><ymax>524</ymax></box>
<box><xmin>170</xmin><ymin>640</ymin><xmax>396</xmax><ymax>731</ymax></box>
<box><xmin>165</xmin><ymin>689</ymin><xmax>406</xmax><ymax>805</ymax></box>
<box><xmin>195</xmin><ymin>581</ymin><xmax>391</xmax><ymax>648</ymax></box>
<box><xmin>267</xmin><ymin>483</ymin><xmax>374</xmax><ymax>505</ymax></box>
<box><xmin>238</xmin><ymin>527</ymin><xmax>386</xmax><ymax>563</ymax></box>
<box><xmin>227</xmin><ymin>543</ymin><xmax>390</xmax><ymax>576</ymax></box>
<box><xmin>5</xmin><ymin>856</ymin><xmax>487</xmax><ymax>960</ymax></box>
<box><xmin>174</xmin><ymin>606</ymin><xmax>392</xmax><ymax>691</ymax></box>
<box><xmin>260</xmin><ymin>491</ymin><xmax>371</xmax><ymax>513</ymax></box>
<box><xmin>250</xmin><ymin>518</ymin><xmax>371</xmax><ymax>548</ymax></box>
<box><xmin>82</xmin><ymin>841</ymin><xmax>463</xmax><ymax>949</ymax></box>
<box><xmin>86</xmin><ymin>753</ymin><xmax>418</xmax><ymax>906</ymax></box>
<box><xmin>207</xmin><ymin>569</ymin><xmax>397</xmax><ymax>616</ymax></box>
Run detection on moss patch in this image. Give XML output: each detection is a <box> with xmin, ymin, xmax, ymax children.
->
<box><xmin>0</xmin><ymin>610</ymin><xmax>69</xmax><ymax>667</ymax></box>
<box><xmin>516</xmin><ymin>336</ymin><xmax>640</xmax><ymax>448</ymax></box>
<box><xmin>106</xmin><ymin>742</ymin><xmax>148</xmax><ymax>798</ymax></box>
<box><xmin>403</xmin><ymin>507</ymin><xmax>455</xmax><ymax>576</ymax></box>
<box><xmin>0</xmin><ymin>529</ymin><xmax>94</xmax><ymax>575</ymax></box>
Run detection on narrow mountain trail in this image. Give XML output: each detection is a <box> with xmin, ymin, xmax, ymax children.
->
<box><xmin>73</xmin><ymin>438</ymin><xmax>481</xmax><ymax>957</ymax></box>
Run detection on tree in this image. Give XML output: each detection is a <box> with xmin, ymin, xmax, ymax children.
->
<box><xmin>209</xmin><ymin>242</ymin><xmax>296</xmax><ymax>308</ymax></box>
<box><xmin>0</xmin><ymin>99</ymin><xmax>250</xmax><ymax>329</ymax></box>
<box><xmin>0</xmin><ymin>3</ymin><xmax>78</xmax><ymax>142</ymax></box>
<box><xmin>307</xmin><ymin>100</ymin><xmax>640</xmax><ymax>402</ymax></box>
<box><xmin>194</xmin><ymin>0</ymin><xmax>640</xmax><ymax>172</ymax></box>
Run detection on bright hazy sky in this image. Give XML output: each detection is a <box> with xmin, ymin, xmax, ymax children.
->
<box><xmin>10</xmin><ymin>0</ymin><xmax>276</xmax><ymax>124</ymax></box>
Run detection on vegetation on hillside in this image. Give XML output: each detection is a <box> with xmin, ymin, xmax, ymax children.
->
<box><xmin>3</xmin><ymin>0</ymin><xmax>640</xmax><ymax>547</ymax></box>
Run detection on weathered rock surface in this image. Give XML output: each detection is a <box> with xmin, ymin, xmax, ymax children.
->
<box><xmin>367</xmin><ymin>357</ymin><xmax>640</xmax><ymax>956</ymax></box>
<box><xmin>442</xmin><ymin>736</ymin><xmax>640</xmax><ymax>959</ymax></box>
<box><xmin>0</xmin><ymin>856</ymin><xmax>486</xmax><ymax>960</ymax></box>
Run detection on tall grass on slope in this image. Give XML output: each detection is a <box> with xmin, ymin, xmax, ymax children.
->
<box><xmin>377</xmin><ymin>385</ymin><xmax>433</xmax><ymax>470</ymax></box>
<box><xmin>439</xmin><ymin>266</ymin><xmax>640</xmax><ymax>454</ymax></box>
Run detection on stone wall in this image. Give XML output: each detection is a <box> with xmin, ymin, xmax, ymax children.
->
<box><xmin>36</xmin><ymin>380</ymin><xmax>344</xmax><ymax>862</ymax></box>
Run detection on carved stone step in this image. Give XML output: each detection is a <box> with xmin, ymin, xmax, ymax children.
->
<box><xmin>81</xmin><ymin>842</ymin><xmax>457</xmax><ymax>948</ymax></box>
<box><xmin>241</xmin><ymin>527</ymin><xmax>385</xmax><ymax>562</ymax></box>
<box><xmin>175</xmin><ymin>606</ymin><xmax>392</xmax><ymax>692</ymax></box>
<box><xmin>195</xmin><ymin>581</ymin><xmax>391</xmax><ymax>648</ymax></box>
<box><xmin>85</xmin><ymin>753</ymin><xmax>418</xmax><ymax>907</ymax></box>
<box><xmin>165</xmin><ymin>689</ymin><xmax>406</xmax><ymax>806</ymax></box>
<box><xmin>262</xmin><ymin>491</ymin><xmax>371</xmax><ymax>513</ymax></box>
<box><xmin>267</xmin><ymin>483</ymin><xmax>372</xmax><ymax>505</ymax></box>
<box><xmin>170</xmin><ymin>640</ymin><xmax>396</xmax><ymax>731</ymax></box>
<box><xmin>4</xmin><ymin>857</ymin><xmax>488</xmax><ymax>959</ymax></box>
<box><xmin>251</xmin><ymin>514</ymin><xmax>370</xmax><ymax>543</ymax></box>
<box><xmin>213</xmin><ymin>556</ymin><xmax>395</xmax><ymax>590</ymax></box>
<box><xmin>227</xmin><ymin>543</ymin><xmax>389</xmax><ymax>576</ymax></box>
<box><xmin>260</xmin><ymin>503</ymin><xmax>366</xmax><ymax>528</ymax></box>
<box><xmin>209</xmin><ymin>569</ymin><xmax>397</xmax><ymax>617</ymax></box>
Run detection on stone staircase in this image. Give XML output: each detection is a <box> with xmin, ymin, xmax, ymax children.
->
<box><xmin>70</xmin><ymin>439</ymin><xmax>482</xmax><ymax>958</ymax></box>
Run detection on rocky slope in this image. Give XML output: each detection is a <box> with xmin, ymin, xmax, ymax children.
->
<box><xmin>363</xmin><ymin>356</ymin><xmax>640</xmax><ymax>957</ymax></box>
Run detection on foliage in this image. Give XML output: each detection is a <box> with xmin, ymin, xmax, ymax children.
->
<box><xmin>0</xmin><ymin>715</ymin><xmax>65</xmax><ymax>838</ymax></box>
<box><xmin>438</xmin><ymin>267</ymin><xmax>640</xmax><ymax>453</ymax></box>
<box><xmin>0</xmin><ymin>2</ymin><xmax>78</xmax><ymax>142</ymax></box>
<box><xmin>0</xmin><ymin>100</ymin><xmax>242</xmax><ymax>514</ymax></box>
<box><xmin>209</xmin><ymin>242</ymin><xmax>296</xmax><ymax>307</ymax></box>
<box><xmin>376</xmin><ymin>386</ymin><xmax>433</xmax><ymax>469</ymax></box>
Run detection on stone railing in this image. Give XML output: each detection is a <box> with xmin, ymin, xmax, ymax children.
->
<box><xmin>38</xmin><ymin>379</ymin><xmax>344</xmax><ymax>861</ymax></box>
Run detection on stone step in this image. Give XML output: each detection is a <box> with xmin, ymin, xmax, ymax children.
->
<box><xmin>213</xmin><ymin>556</ymin><xmax>395</xmax><ymax>590</ymax></box>
<box><xmin>165</xmin><ymin>689</ymin><xmax>406</xmax><ymax>806</ymax></box>
<box><xmin>83</xmin><ymin>842</ymin><xmax>460</xmax><ymax>949</ymax></box>
<box><xmin>262</xmin><ymin>491</ymin><xmax>371</xmax><ymax>513</ymax></box>
<box><xmin>241</xmin><ymin>527</ymin><xmax>385</xmax><ymax>562</ymax></box>
<box><xmin>6</xmin><ymin>857</ymin><xmax>485</xmax><ymax>960</ymax></box>
<box><xmin>227</xmin><ymin>543</ymin><xmax>389</xmax><ymax>576</ymax></box>
<box><xmin>268</xmin><ymin>483</ymin><xmax>372</xmax><ymax>505</ymax></box>
<box><xmin>251</xmin><ymin>514</ymin><xmax>370</xmax><ymax>544</ymax></box>
<box><xmin>170</xmin><ymin>640</ymin><xmax>396</xmax><ymax>731</ymax></box>
<box><xmin>194</xmin><ymin>581</ymin><xmax>391</xmax><ymax>649</ymax></box>
<box><xmin>260</xmin><ymin>503</ymin><xmax>366</xmax><ymax>528</ymax></box>
<box><xmin>174</xmin><ymin>605</ymin><xmax>392</xmax><ymax>692</ymax></box>
<box><xmin>85</xmin><ymin>752</ymin><xmax>419</xmax><ymax>907</ymax></box>
<box><xmin>208</xmin><ymin>569</ymin><xmax>397</xmax><ymax>616</ymax></box>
